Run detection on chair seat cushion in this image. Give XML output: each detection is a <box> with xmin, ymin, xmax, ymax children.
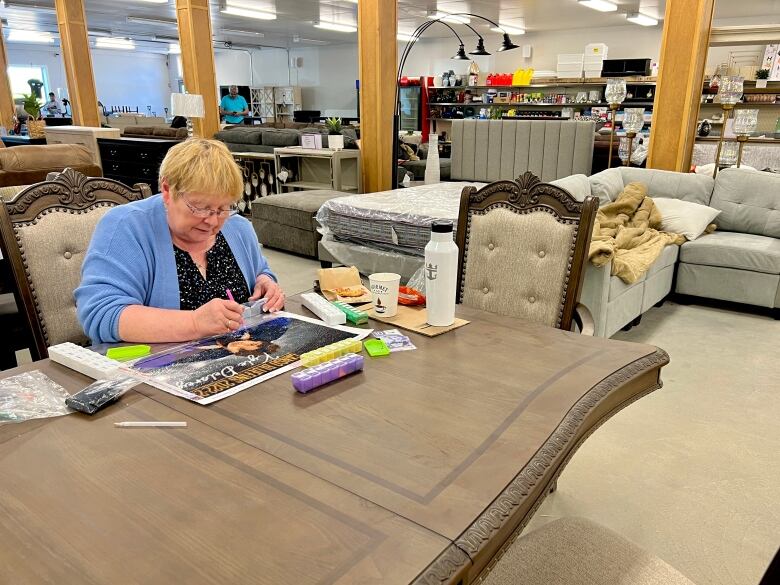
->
<box><xmin>680</xmin><ymin>231</ymin><xmax>780</xmax><ymax>274</ymax></box>
<box><xmin>252</xmin><ymin>191</ymin><xmax>347</xmax><ymax>231</ymax></box>
<box><xmin>482</xmin><ymin>517</ymin><xmax>696</xmax><ymax>585</ymax></box>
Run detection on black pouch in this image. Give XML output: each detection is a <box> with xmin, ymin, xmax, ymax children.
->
<box><xmin>65</xmin><ymin>377</ymin><xmax>139</xmax><ymax>415</ymax></box>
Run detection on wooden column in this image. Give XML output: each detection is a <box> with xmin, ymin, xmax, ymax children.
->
<box><xmin>175</xmin><ymin>0</ymin><xmax>219</xmax><ymax>138</ymax></box>
<box><xmin>55</xmin><ymin>0</ymin><xmax>100</xmax><ymax>127</ymax></box>
<box><xmin>358</xmin><ymin>0</ymin><xmax>397</xmax><ymax>193</ymax></box>
<box><xmin>0</xmin><ymin>20</ymin><xmax>15</xmax><ymax>130</ymax></box>
<box><xmin>647</xmin><ymin>0</ymin><xmax>715</xmax><ymax>171</ymax></box>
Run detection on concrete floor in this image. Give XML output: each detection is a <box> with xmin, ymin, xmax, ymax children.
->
<box><xmin>267</xmin><ymin>249</ymin><xmax>779</xmax><ymax>585</ymax></box>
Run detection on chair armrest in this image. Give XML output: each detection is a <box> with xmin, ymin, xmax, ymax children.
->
<box><xmin>573</xmin><ymin>303</ymin><xmax>595</xmax><ymax>336</ymax></box>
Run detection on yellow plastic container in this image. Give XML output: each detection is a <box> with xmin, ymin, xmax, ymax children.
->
<box><xmin>300</xmin><ymin>339</ymin><xmax>363</xmax><ymax>367</ymax></box>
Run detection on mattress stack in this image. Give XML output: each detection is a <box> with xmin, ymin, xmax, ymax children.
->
<box><xmin>316</xmin><ymin>182</ymin><xmax>480</xmax><ymax>256</ymax></box>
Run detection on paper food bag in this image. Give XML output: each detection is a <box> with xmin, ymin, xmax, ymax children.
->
<box><xmin>318</xmin><ymin>266</ymin><xmax>372</xmax><ymax>303</ymax></box>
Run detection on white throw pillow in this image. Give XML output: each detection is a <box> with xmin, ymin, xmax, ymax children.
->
<box><xmin>652</xmin><ymin>197</ymin><xmax>721</xmax><ymax>240</ymax></box>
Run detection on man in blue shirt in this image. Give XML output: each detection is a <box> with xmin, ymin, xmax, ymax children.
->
<box><xmin>219</xmin><ymin>85</ymin><xmax>249</xmax><ymax>124</ymax></box>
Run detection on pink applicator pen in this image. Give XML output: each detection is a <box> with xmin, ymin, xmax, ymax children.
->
<box><xmin>226</xmin><ymin>288</ymin><xmax>235</xmax><ymax>302</ymax></box>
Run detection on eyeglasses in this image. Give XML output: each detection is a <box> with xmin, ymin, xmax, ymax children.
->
<box><xmin>181</xmin><ymin>193</ymin><xmax>238</xmax><ymax>219</ymax></box>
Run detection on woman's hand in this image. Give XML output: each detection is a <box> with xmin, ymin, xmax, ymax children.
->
<box><xmin>249</xmin><ymin>274</ymin><xmax>285</xmax><ymax>312</ymax></box>
<box><xmin>192</xmin><ymin>298</ymin><xmax>245</xmax><ymax>337</ymax></box>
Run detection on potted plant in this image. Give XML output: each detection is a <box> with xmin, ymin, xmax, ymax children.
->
<box><xmin>21</xmin><ymin>93</ymin><xmax>46</xmax><ymax>138</ymax></box>
<box><xmin>756</xmin><ymin>68</ymin><xmax>770</xmax><ymax>88</ymax></box>
<box><xmin>325</xmin><ymin>117</ymin><xmax>344</xmax><ymax>150</ymax></box>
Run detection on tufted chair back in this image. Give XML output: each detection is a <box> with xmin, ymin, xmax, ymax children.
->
<box><xmin>456</xmin><ymin>172</ymin><xmax>598</xmax><ymax>331</ymax></box>
<box><xmin>0</xmin><ymin>168</ymin><xmax>151</xmax><ymax>360</ymax></box>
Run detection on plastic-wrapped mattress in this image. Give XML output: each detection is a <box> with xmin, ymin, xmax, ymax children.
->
<box><xmin>316</xmin><ymin>182</ymin><xmax>481</xmax><ymax>254</ymax></box>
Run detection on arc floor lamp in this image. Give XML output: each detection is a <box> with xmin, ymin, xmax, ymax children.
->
<box><xmin>393</xmin><ymin>13</ymin><xmax>521</xmax><ymax>188</ymax></box>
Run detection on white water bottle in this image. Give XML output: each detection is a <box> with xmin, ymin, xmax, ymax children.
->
<box><xmin>425</xmin><ymin>220</ymin><xmax>458</xmax><ymax>326</ymax></box>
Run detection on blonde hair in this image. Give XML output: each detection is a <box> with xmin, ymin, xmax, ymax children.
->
<box><xmin>159</xmin><ymin>138</ymin><xmax>243</xmax><ymax>202</ymax></box>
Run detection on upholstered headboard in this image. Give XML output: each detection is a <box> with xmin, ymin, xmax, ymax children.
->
<box><xmin>450</xmin><ymin>119</ymin><xmax>595</xmax><ymax>183</ymax></box>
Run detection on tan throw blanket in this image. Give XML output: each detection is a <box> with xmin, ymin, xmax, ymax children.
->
<box><xmin>589</xmin><ymin>182</ymin><xmax>686</xmax><ymax>284</ymax></box>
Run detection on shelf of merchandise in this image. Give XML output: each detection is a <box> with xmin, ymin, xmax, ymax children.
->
<box><xmin>427</xmin><ymin>76</ymin><xmax>658</xmax><ymax>90</ymax></box>
<box><xmin>430</xmin><ymin>101</ymin><xmax>656</xmax><ymax>107</ymax></box>
<box><xmin>274</xmin><ymin>86</ymin><xmax>302</xmax><ymax>120</ymax></box>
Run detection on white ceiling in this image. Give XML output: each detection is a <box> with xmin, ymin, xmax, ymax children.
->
<box><xmin>0</xmin><ymin>0</ymin><xmax>778</xmax><ymax>53</ymax></box>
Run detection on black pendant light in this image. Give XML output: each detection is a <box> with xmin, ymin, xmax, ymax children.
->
<box><xmin>469</xmin><ymin>38</ymin><xmax>491</xmax><ymax>56</ymax></box>
<box><xmin>452</xmin><ymin>44</ymin><xmax>469</xmax><ymax>60</ymax></box>
<box><xmin>497</xmin><ymin>33</ymin><xmax>520</xmax><ymax>52</ymax></box>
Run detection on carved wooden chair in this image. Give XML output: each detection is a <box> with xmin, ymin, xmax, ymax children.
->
<box><xmin>455</xmin><ymin>171</ymin><xmax>598</xmax><ymax>333</ymax></box>
<box><xmin>0</xmin><ymin>168</ymin><xmax>151</xmax><ymax>362</ymax></box>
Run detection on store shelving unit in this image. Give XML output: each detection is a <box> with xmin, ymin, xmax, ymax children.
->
<box><xmin>427</xmin><ymin>77</ymin><xmax>657</xmax><ymax>134</ymax></box>
<box><xmin>251</xmin><ymin>87</ymin><xmax>276</xmax><ymax>122</ymax></box>
<box><xmin>274</xmin><ymin>86</ymin><xmax>303</xmax><ymax>120</ymax></box>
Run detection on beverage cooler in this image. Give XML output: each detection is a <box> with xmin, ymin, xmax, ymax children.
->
<box><xmin>399</xmin><ymin>86</ymin><xmax>422</xmax><ymax>131</ymax></box>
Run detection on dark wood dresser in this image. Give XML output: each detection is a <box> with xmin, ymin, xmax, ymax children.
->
<box><xmin>97</xmin><ymin>137</ymin><xmax>180</xmax><ymax>193</ymax></box>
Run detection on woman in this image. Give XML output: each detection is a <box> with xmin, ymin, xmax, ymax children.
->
<box><xmin>76</xmin><ymin>139</ymin><xmax>284</xmax><ymax>344</ymax></box>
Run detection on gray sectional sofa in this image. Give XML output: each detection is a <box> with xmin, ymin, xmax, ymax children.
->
<box><xmin>573</xmin><ymin>167</ymin><xmax>779</xmax><ymax>337</ymax></box>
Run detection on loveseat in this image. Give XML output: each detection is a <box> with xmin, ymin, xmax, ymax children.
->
<box><xmin>573</xmin><ymin>167</ymin><xmax>779</xmax><ymax>337</ymax></box>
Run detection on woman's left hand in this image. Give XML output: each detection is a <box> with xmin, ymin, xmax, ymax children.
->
<box><xmin>249</xmin><ymin>274</ymin><xmax>285</xmax><ymax>312</ymax></box>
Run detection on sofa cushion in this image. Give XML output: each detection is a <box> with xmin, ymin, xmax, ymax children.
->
<box><xmin>252</xmin><ymin>190</ymin><xmax>347</xmax><ymax>231</ymax></box>
<box><xmin>151</xmin><ymin>127</ymin><xmax>186</xmax><ymax>138</ymax></box>
<box><xmin>214</xmin><ymin>128</ymin><xmax>263</xmax><ymax>145</ymax></box>
<box><xmin>551</xmin><ymin>174</ymin><xmax>591</xmax><ymax>202</ymax></box>
<box><xmin>261</xmin><ymin>129</ymin><xmax>301</xmax><ymax>147</ymax></box>
<box><xmin>122</xmin><ymin>126</ymin><xmax>154</xmax><ymax>136</ymax></box>
<box><xmin>646</xmin><ymin>244</ymin><xmax>679</xmax><ymax>277</ymax></box>
<box><xmin>0</xmin><ymin>144</ymin><xmax>93</xmax><ymax>171</ymax></box>
<box><xmin>609</xmin><ymin>271</ymin><xmax>646</xmax><ymax>301</ymax></box>
<box><xmin>680</xmin><ymin>231</ymin><xmax>780</xmax><ymax>274</ymax></box>
<box><xmin>710</xmin><ymin>168</ymin><xmax>780</xmax><ymax>238</ymax></box>
<box><xmin>620</xmin><ymin>167</ymin><xmax>714</xmax><ymax>206</ymax></box>
<box><xmin>589</xmin><ymin>168</ymin><xmax>624</xmax><ymax>205</ymax></box>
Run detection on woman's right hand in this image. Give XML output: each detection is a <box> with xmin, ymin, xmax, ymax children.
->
<box><xmin>192</xmin><ymin>299</ymin><xmax>245</xmax><ymax>337</ymax></box>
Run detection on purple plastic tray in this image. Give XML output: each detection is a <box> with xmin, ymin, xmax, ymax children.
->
<box><xmin>292</xmin><ymin>353</ymin><xmax>364</xmax><ymax>394</ymax></box>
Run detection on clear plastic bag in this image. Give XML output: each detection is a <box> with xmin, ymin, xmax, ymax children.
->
<box><xmin>0</xmin><ymin>370</ymin><xmax>73</xmax><ymax>425</ymax></box>
<box><xmin>65</xmin><ymin>376</ymin><xmax>139</xmax><ymax>415</ymax></box>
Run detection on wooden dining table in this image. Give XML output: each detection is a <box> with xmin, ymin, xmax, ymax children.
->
<box><xmin>0</xmin><ymin>301</ymin><xmax>668</xmax><ymax>585</ymax></box>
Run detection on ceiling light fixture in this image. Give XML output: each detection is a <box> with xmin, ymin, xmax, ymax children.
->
<box><xmin>626</xmin><ymin>12</ymin><xmax>659</xmax><ymax>26</ymax></box>
<box><xmin>314</xmin><ymin>20</ymin><xmax>357</xmax><ymax>33</ymax></box>
<box><xmin>126</xmin><ymin>16</ymin><xmax>177</xmax><ymax>27</ymax></box>
<box><xmin>428</xmin><ymin>11</ymin><xmax>471</xmax><ymax>25</ymax></box>
<box><xmin>490</xmin><ymin>24</ymin><xmax>525</xmax><ymax>35</ymax></box>
<box><xmin>95</xmin><ymin>37</ymin><xmax>135</xmax><ymax>50</ymax></box>
<box><xmin>292</xmin><ymin>36</ymin><xmax>329</xmax><ymax>44</ymax></box>
<box><xmin>577</xmin><ymin>0</ymin><xmax>618</xmax><ymax>12</ymax></box>
<box><xmin>221</xmin><ymin>6</ymin><xmax>277</xmax><ymax>20</ymax></box>
<box><xmin>7</xmin><ymin>29</ymin><xmax>54</xmax><ymax>43</ymax></box>
<box><xmin>221</xmin><ymin>28</ymin><xmax>265</xmax><ymax>37</ymax></box>
<box><xmin>3</xmin><ymin>3</ymin><xmax>56</xmax><ymax>14</ymax></box>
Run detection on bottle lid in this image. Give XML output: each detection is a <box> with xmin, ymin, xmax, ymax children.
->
<box><xmin>431</xmin><ymin>220</ymin><xmax>454</xmax><ymax>233</ymax></box>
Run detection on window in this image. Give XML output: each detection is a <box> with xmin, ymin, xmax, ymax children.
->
<box><xmin>7</xmin><ymin>65</ymin><xmax>49</xmax><ymax>99</ymax></box>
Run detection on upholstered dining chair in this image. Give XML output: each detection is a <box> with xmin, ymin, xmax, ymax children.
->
<box><xmin>0</xmin><ymin>168</ymin><xmax>151</xmax><ymax>361</ymax></box>
<box><xmin>456</xmin><ymin>171</ymin><xmax>598</xmax><ymax>333</ymax></box>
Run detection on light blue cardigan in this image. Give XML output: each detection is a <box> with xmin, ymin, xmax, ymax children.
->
<box><xmin>75</xmin><ymin>195</ymin><xmax>275</xmax><ymax>344</ymax></box>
